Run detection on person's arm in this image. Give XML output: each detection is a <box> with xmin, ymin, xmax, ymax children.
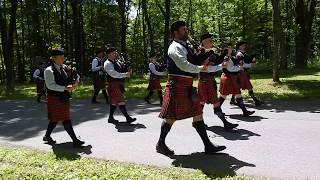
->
<box><xmin>91</xmin><ymin>59</ymin><xmax>103</xmax><ymax>72</ymax></box>
<box><xmin>149</xmin><ymin>63</ymin><xmax>166</xmax><ymax>76</ymax></box>
<box><xmin>44</xmin><ymin>68</ymin><xmax>65</xmax><ymax>92</ymax></box>
<box><xmin>207</xmin><ymin>64</ymin><xmax>222</xmax><ymax>72</ymax></box>
<box><xmin>168</xmin><ymin>44</ymin><xmax>202</xmax><ymax>73</ymax></box>
<box><xmin>104</xmin><ymin>61</ymin><xmax>128</xmax><ymax>78</ymax></box>
<box><xmin>33</xmin><ymin>69</ymin><xmax>42</xmax><ymax>79</ymax></box>
<box><xmin>227</xmin><ymin>59</ymin><xmax>240</xmax><ymax>72</ymax></box>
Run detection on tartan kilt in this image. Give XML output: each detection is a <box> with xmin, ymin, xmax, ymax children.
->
<box><xmin>238</xmin><ymin>70</ymin><xmax>253</xmax><ymax>90</ymax></box>
<box><xmin>219</xmin><ymin>73</ymin><xmax>241</xmax><ymax>95</ymax></box>
<box><xmin>198</xmin><ymin>79</ymin><xmax>219</xmax><ymax>104</ymax></box>
<box><xmin>159</xmin><ymin>76</ymin><xmax>202</xmax><ymax>120</ymax></box>
<box><xmin>107</xmin><ymin>81</ymin><xmax>125</xmax><ymax>105</ymax></box>
<box><xmin>36</xmin><ymin>79</ymin><xmax>45</xmax><ymax>94</ymax></box>
<box><xmin>47</xmin><ymin>95</ymin><xmax>70</xmax><ymax>123</ymax></box>
<box><xmin>93</xmin><ymin>73</ymin><xmax>106</xmax><ymax>90</ymax></box>
<box><xmin>147</xmin><ymin>76</ymin><xmax>162</xmax><ymax>91</ymax></box>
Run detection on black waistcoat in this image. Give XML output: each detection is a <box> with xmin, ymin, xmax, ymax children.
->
<box><xmin>167</xmin><ymin>40</ymin><xmax>195</xmax><ymax>77</ymax></box>
<box><xmin>107</xmin><ymin>60</ymin><xmax>125</xmax><ymax>82</ymax></box>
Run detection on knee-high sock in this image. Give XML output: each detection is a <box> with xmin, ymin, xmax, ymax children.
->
<box><xmin>63</xmin><ymin>121</ymin><xmax>78</xmax><ymax>142</ymax></box>
<box><xmin>145</xmin><ymin>91</ymin><xmax>154</xmax><ymax>100</ymax></box>
<box><xmin>92</xmin><ymin>89</ymin><xmax>100</xmax><ymax>101</ymax></box>
<box><xmin>219</xmin><ymin>96</ymin><xmax>225</xmax><ymax>106</ymax></box>
<box><xmin>45</xmin><ymin>122</ymin><xmax>57</xmax><ymax>137</ymax></box>
<box><xmin>109</xmin><ymin>104</ymin><xmax>117</xmax><ymax>119</ymax></box>
<box><xmin>119</xmin><ymin>105</ymin><xmax>130</xmax><ymax>119</ymax></box>
<box><xmin>249</xmin><ymin>90</ymin><xmax>259</xmax><ymax>102</ymax></box>
<box><xmin>192</xmin><ymin>121</ymin><xmax>212</xmax><ymax>147</ymax></box>
<box><xmin>102</xmin><ymin>90</ymin><xmax>108</xmax><ymax>102</ymax></box>
<box><xmin>236</xmin><ymin>97</ymin><xmax>248</xmax><ymax>113</ymax></box>
<box><xmin>158</xmin><ymin>121</ymin><xmax>172</xmax><ymax>144</ymax></box>
<box><xmin>157</xmin><ymin>90</ymin><xmax>163</xmax><ymax>104</ymax></box>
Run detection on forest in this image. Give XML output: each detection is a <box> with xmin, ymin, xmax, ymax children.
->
<box><xmin>0</xmin><ymin>0</ymin><xmax>319</xmax><ymax>91</ymax></box>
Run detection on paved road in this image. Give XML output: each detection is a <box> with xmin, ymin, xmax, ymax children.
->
<box><xmin>0</xmin><ymin>99</ymin><xmax>319</xmax><ymax>179</ymax></box>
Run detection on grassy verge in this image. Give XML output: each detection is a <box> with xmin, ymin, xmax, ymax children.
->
<box><xmin>1</xmin><ymin>70</ymin><xmax>319</xmax><ymax>101</ymax></box>
<box><xmin>0</xmin><ymin>145</ymin><xmax>254</xmax><ymax>179</ymax></box>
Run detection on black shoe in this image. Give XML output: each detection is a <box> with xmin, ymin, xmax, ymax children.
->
<box><xmin>224</xmin><ymin>122</ymin><xmax>239</xmax><ymax>131</ymax></box>
<box><xmin>126</xmin><ymin>117</ymin><xmax>136</xmax><ymax>124</ymax></box>
<box><xmin>73</xmin><ymin>139</ymin><xmax>85</xmax><ymax>148</ymax></box>
<box><xmin>204</xmin><ymin>143</ymin><xmax>226</xmax><ymax>154</ymax></box>
<box><xmin>43</xmin><ymin>136</ymin><xmax>56</xmax><ymax>145</ymax></box>
<box><xmin>156</xmin><ymin>142</ymin><xmax>174</xmax><ymax>156</ymax></box>
<box><xmin>108</xmin><ymin>117</ymin><xmax>119</xmax><ymax>124</ymax></box>
<box><xmin>144</xmin><ymin>98</ymin><xmax>151</xmax><ymax>104</ymax></box>
<box><xmin>243</xmin><ymin>110</ymin><xmax>255</xmax><ymax>117</ymax></box>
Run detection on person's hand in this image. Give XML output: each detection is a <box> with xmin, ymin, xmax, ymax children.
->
<box><xmin>65</xmin><ymin>85</ymin><xmax>74</xmax><ymax>92</ymax></box>
<box><xmin>125</xmin><ymin>72</ymin><xmax>131</xmax><ymax>78</ymax></box>
<box><xmin>200</xmin><ymin>65</ymin><xmax>208</xmax><ymax>72</ymax></box>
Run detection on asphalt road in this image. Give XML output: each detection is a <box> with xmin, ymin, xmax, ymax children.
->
<box><xmin>0</xmin><ymin>98</ymin><xmax>319</xmax><ymax>179</ymax></box>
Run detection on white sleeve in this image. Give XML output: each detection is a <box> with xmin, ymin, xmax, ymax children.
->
<box><xmin>75</xmin><ymin>73</ymin><xmax>80</xmax><ymax>83</ymax></box>
<box><xmin>44</xmin><ymin>68</ymin><xmax>65</xmax><ymax>92</ymax></box>
<box><xmin>91</xmin><ymin>59</ymin><xmax>102</xmax><ymax>72</ymax></box>
<box><xmin>149</xmin><ymin>63</ymin><xmax>166</xmax><ymax>76</ymax></box>
<box><xmin>168</xmin><ymin>44</ymin><xmax>201</xmax><ymax>73</ymax></box>
<box><xmin>227</xmin><ymin>60</ymin><xmax>240</xmax><ymax>72</ymax></box>
<box><xmin>33</xmin><ymin>69</ymin><xmax>41</xmax><ymax>79</ymax></box>
<box><xmin>207</xmin><ymin>64</ymin><xmax>222</xmax><ymax>72</ymax></box>
<box><xmin>104</xmin><ymin>61</ymin><xmax>127</xmax><ymax>79</ymax></box>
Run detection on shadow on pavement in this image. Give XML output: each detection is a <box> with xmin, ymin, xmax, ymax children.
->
<box><xmin>51</xmin><ymin>142</ymin><xmax>92</xmax><ymax>160</ymax></box>
<box><xmin>171</xmin><ymin>152</ymin><xmax>255</xmax><ymax>177</ymax></box>
<box><xmin>114</xmin><ymin>122</ymin><xmax>146</xmax><ymax>132</ymax></box>
<box><xmin>206</xmin><ymin>126</ymin><xmax>261</xmax><ymax>141</ymax></box>
<box><xmin>227</xmin><ymin>114</ymin><xmax>268</xmax><ymax>122</ymax></box>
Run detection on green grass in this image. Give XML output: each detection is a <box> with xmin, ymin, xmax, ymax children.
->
<box><xmin>1</xmin><ymin>70</ymin><xmax>320</xmax><ymax>101</ymax></box>
<box><xmin>0</xmin><ymin>146</ymin><xmax>255</xmax><ymax>179</ymax></box>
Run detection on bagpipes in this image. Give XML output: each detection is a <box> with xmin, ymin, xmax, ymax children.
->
<box><xmin>65</xmin><ymin>60</ymin><xmax>79</xmax><ymax>84</ymax></box>
<box><xmin>116</xmin><ymin>54</ymin><xmax>132</xmax><ymax>73</ymax></box>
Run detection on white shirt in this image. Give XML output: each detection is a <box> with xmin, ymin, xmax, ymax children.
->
<box><xmin>207</xmin><ymin>64</ymin><xmax>222</xmax><ymax>72</ymax></box>
<box><xmin>149</xmin><ymin>63</ymin><xmax>166</xmax><ymax>76</ymax></box>
<box><xmin>33</xmin><ymin>69</ymin><xmax>44</xmax><ymax>80</ymax></box>
<box><xmin>225</xmin><ymin>56</ymin><xmax>240</xmax><ymax>72</ymax></box>
<box><xmin>91</xmin><ymin>57</ymin><xmax>104</xmax><ymax>75</ymax></box>
<box><xmin>237</xmin><ymin>51</ymin><xmax>252</xmax><ymax>68</ymax></box>
<box><xmin>168</xmin><ymin>40</ymin><xmax>202</xmax><ymax>74</ymax></box>
<box><xmin>104</xmin><ymin>59</ymin><xmax>128</xmax><ymax>79</ymax></box>
<box><xmin>44</xmin><ymin>64</ymin><xmax>80</xmax><ymax>92</ymax></box>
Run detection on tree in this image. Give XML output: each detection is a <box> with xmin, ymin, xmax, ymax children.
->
<box><xmin>271</xmin><ymin>0</ymin><xmax>281</xmax><ymax>82</ymax></box>
<box><xmin>294</xmin><ymin>0</ymin><xmax>317</xmax><ymax>69</ymax></box>
<box><xmin>0</xmin><ymin>0</ymin><xmax>18</xmax><ymax>90</ymax></box>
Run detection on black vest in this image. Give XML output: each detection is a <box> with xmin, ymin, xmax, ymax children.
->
<box><xmin>150</xmin><ymin>63</ymin><xmax>163</xmax><ymax>78</ymax></box>
<box><xmin>107</xmin><ymin>60</ymin><xmax>125</xmax><ymax>82</ymax></box>
<box><xmin>38</xmin><ymin>69</ymin><xmax>44</xmax><ymax>79</ymax></box>
<box><xmin>167</xmin><ymin>40</ymin><xmax>195</xmax><ymax>77</ymax></box>
<box><xmin>47</xmin><ymin>64</ymin><xmax>73</xmax><ymax>101</ymax></box>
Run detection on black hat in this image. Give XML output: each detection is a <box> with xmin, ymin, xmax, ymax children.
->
<box><xmin>236</xmin><ymin>41</ymin><xmax>247</xmax><ymax>49</ymax></box>
<box><xmin>170</xmin><ymin>20</ymin><xmax>186</xmax><ymax>33</ymax></box>
<box><xmin>106</xmin><ymin>47</ymin><xmax>117</xmax><ymax>54</ymax></box>
<box><xmin>50</xmin><ymin>48</ymin><xmax>64</xmax><ymax>57</ymax></box>
<box><xmin>200</xmin><ymin>33</ymin><xmax>213</xmax><ymax>42</ymax></box>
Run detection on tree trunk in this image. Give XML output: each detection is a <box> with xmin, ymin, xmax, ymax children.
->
<box><xmin>0</xmin><ymin>0</ymin><xmax>18</xmax><ymax>90</ymax></box>
<box><xmin>71</xmin><ymin>0</ymin><xmax>83</xmax><ymax>74</ymax></box>
<box><xmin>117</xmin><ymin>0</ymin><xmax>128</xmax><ymax>60</ymax></box>
<box><xmin>60</xmin><ymin>0</ymin><xmax>65</xmax><ymax>48</ymax></box>
<box><xmin>163</xmin><ymin>0</ymin><xmax>171</xmax><ymax>62</ymax></box>
<box><xmin>271</xmin><ymin>0</ymin><xmax>281</xmax><ymax>82</ymax></box>
<box><xmin>142</xmin><ymin>0</ymin><xmax>155</xmax><ymax>55</ymax></box>
<box><xmin>294</xmin><ymin>0</ymin><xmax>317</xmax><ymax>69</ymax></box>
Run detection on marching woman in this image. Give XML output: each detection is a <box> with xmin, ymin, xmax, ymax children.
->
<box><xmin>219</xmin><ymin>44</ymin><xmax>255</xmax><ymax>117</ymax></box>
<box><xmin>198</xmin><ymin>34</ymin><xmax>238</xmax><ymax>130</ymax></box>
<box><xmin>144</xmin><ymin>54</ymin><xmax>167</xmax><ymax>105</ymax></box>
<box><xmin>43</xmin><ymin>48</ymin><xmax>85</xmax><ymax>148</ymax></box>
<box><xmin>230</xmin><ymin>41</ymin><xmax>263</xmax><ymax>106</ymax></box>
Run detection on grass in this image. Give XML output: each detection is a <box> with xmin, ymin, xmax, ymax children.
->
<box><xmin>0</xmin><ymin>145</ymin><xmax>256</xmax><ymax>179</ymax></box>
<box><xmin>1</xmin><ymin>69</ymin><xmax>320</xmax><ymax>101</ymax></box>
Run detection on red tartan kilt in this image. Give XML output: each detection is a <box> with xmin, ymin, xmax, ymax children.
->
<box><xmin>93</xmin><ymin>74</ymin><xmax>106</xmax><ymax>90</ymax></box>
<box><xmin>147</xmin><ymin>77</ymin><xmax>162</xmax><ymax>91</ymax></box>
<box><xmin>36</xmin><ymin>80</ymin><xmax>45</xmax><ymax>94</ymax></box>
<box><xmin>198</xmin><ymin>80</ymin><xmax>219</xmax><ymax>104</ymax></box>
<box><xmin>159</xmin><ymin>76</ymin><xmax>202</xmax><ymax>120</ymax></box>
<box><xmin>107</xmin><ymin>81</ymin><xmax>125</xmax><ymax>105</ymax></box>
<box><xmin>219</xmin><ymin>73</ymin><xmax>241</xmax><ymax>95</ymax></box>
<box><xmin>238</xmin><ymin>70</ymin><xmax>253</xmax><ymax>90</ymax></box>
<box><xmin>47</xmin><ymin>95</ymin><xmax>70</xmax><ymax>123</ymax></box>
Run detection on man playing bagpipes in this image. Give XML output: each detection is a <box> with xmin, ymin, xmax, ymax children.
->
<box><xmin>157</xmin><ymin>21</ymin><xmax>226</xmax><ymax>156</ymax></box>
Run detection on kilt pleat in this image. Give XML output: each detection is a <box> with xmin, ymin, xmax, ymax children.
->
<box><xmin>159</xmin><ymin>76</ymin><xmax>202</xmax><ymax>120</ymax></box>
<box><xmin>107</xmin><ymin>81</ymin><xmax>125</xmax><ymax>105</ymax></box>
<box><xmin>93</xmin><ymin>73</ymin><xmax>106</xmax><ymax>90</ymax></box>
<box><xmin>47</xmin><ymin>95</ymin><xmax>70</xmax><ymax>122</ymax></box>
<box><xmin>219</xmin><ymin>73</ymin><xmax>241</xmax><ymax>95</ymax></box>
<box><xmin>238</xmin><ymin>70</ymin><xmax>253</xmax><ymax>90</ymax></box>
<box><xmin>198</xmin><ymin>79</ymin><xmax>219</xmax><ymax>104</ymax></box>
